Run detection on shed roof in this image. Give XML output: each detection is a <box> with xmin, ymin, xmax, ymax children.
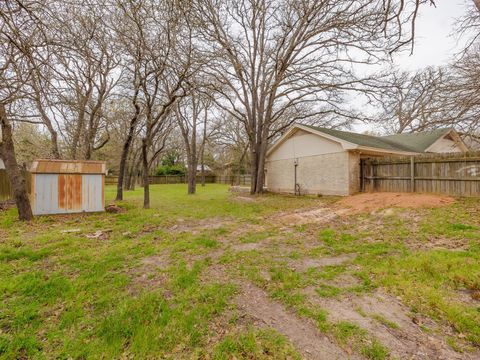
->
<box><xmin>30</xmin><ymin>159</ymin><xmax>107</xmax><ymax>175</ymax></box>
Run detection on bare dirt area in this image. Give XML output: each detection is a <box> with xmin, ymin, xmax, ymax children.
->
<box><xmin>168</xmin><ymin>217</ymin><xmax>232</xmax><ymax>234</ymax></box>
<box><xmin>127</xmin><ymin>255</ymin><xmax>170</xmax><ymax>295</ymax></box>
<box><xmin>273</xmin><ymin>207</ymin><xmax>347</xmax><ymax>226</ymax></box>
<box><xmin>335</xmin><ymin>192</ymin><xmax>455</xmax><ymax>214</ymax></box>
<box><xmin>288</xmin><ymin>254</ymin><xmax>356</xmax><ymax>272</ymax></box>
<box><xmin>269</xmin><ymin>192</ymin><xmax>454</xmax><ymax>226</ymax></box>
<box><xmin>236</xmin><ymin>282</ymin><xmax>353</xmax><ymax>360</ymax></box>
<box><xmin>303</xmin><ymin>288</ymin><xmax>473</xmax><ymax>360</ymax></box>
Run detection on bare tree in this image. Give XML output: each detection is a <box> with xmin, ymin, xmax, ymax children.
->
<box><xmin>175</xmin><ymin>92</ymin><xmax>217</xmax><ymax>194</ymax></box>
<box><xmin>373</xmin><ymin>68</ymin><xmax>447</xmax><ymax>133</ymax></box>
<box><xmin>0</xmin><ymin>0</ymin><xmax>49</xmax><ymax>220</ymax></box>
<box><xmin>50</xmin><ymin>2</ymin><xmax>120</xmax><ymax>160</ymax></box>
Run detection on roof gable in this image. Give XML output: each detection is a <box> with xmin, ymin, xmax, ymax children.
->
<box><xmin>380</xmin><ymin>129</ymin><xmax>453</xmax><ymax>153</ymax></box>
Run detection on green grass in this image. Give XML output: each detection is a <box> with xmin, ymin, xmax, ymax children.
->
<box><xmin>212</xmin><ymin>328</ymin><xmax>301</xmax><ymax>359</ymax></box>
<box><xmin>1</xmin><ymin>184</ymin><xmax>479</xmax><ymax>358</ymax></box>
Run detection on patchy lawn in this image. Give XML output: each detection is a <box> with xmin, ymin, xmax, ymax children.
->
<box><xmin>0</xmin><ymin>184</ymin><xmax>479</xmax><ymax>359</ymax></box>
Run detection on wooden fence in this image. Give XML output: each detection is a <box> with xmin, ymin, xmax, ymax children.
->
<box><xmin>362</xmin><ymin>152</ymin><xmax>480</xmax><ymax>196</ymax></box>
<box><xmin>105</xmin><ymin>174</ymin><xmax>250</xmax><ymax>186</ymax></box>
<box><xmin>0</xmin><ymin>170</ymin><xmax>31</xmax><ymax>202</ymax></box>
<box><xmin>215</xmin><ymin>174</ymin><xmax>252</xmax><ymax>186</ymax></box>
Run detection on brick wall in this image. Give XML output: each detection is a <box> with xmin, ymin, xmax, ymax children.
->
<box><xmin>266</xmin><ymin>151</ymin><xmax>351</xmax><ymax>196</ymax></box>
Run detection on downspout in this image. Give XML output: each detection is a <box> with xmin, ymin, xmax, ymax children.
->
<box><xmin>292</xmin><ymin>133</ymin><xmax>300</xmax><ymax>195</ymax></box>
<box><xmin>294</xmin><ymin>158</ymin><xmax>300</xmax><ymax>195</ymax></box>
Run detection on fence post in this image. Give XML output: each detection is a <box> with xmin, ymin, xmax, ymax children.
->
<box><xmin>410</xmin><ymin>156</ymin><xmax>415</xmax><ymax>192</ymax></box>
<box><xmin>370</xmin><ymin>161</ymin><xmax>375</xmax><ymax>191</ymax></box>
<box><xmin>360</xmin><ymin>159</ymin><xmax>364</xmax><ymax>192</ymax></box>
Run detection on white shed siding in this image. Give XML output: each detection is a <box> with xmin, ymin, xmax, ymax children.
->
<box><xmin>268</xmin><ymin>130</ymin><xmax>344</xmax><ymax>161</ymax></box>
<box><xmin>33</xmin><ymin>174</ymin><xmax>59</xmax><ymax>215</ymax></box>
<box><xmin>82</xmin><ymin>174</ymin><xmax>104</xmax><ymax>212</ymax></box>
<box><xmin>0</xmin><ymin>158</ymin><xmax>4</xmax><ymax>170</ymax></box>
<box><xmin>32</xmin><ymin>174</ymin><xmax>104</xmax><ymax>215</ymax></box>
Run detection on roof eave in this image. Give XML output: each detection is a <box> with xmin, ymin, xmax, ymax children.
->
<box><xmin>355</xmin><ymin>146</ymin><xmax>419</xmax><ymax>156</ymax></box>
<box><xmin>294</xmin><ymin>124</ymin><xmax>359</xmax><ymax>150</ymax></box>
<box><xmin>266</xmin><ymin>124</ymin><xmax>358</xmax><ymax>157</ymax></box>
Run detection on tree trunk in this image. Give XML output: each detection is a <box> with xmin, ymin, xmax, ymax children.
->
<box><xmin>255</xmin><ymin>140</ymin><xmax>267</xmax><ymax>193</ymax></box>
<box><xmin>0</xmin><ymin>103</ymin><xmax>33</xmax><ymax>221</ymax></box>
<box><xmin>141</xmin><ymin>138</ymin><xmax>150</xmax><ymax>209</ymax></box>
<box><xmin>187</xmin><ymin>158</ymin><xmax>197</xmax><ymax>194</ymax></box>
<box><xmin>249</xmin><ymin>146</ymin><xmax>257</xmax><ymax>194</ymax></box>
<box><xmin>201</xmin><ymin>162</ymin><xmax>205</xmax><ymax>187</ymax></box>
<box><xmin>474</xmin><ymin>0</ymin><xmax>480</xmax><ymax>12</ymax></box>
<box><xmin>116</xmin><ymin>125</ymin><xmax>136</xmax><ymax>200</ymax></box>
<box><xmin>49</xmin><ymin>131</ymin><xmax>61</xmax><ymax>159</ymax></box>
<box><xmin>249</xmin><ymin>136</ymin><xmax>268</xmax><ymax>195</ymax></box>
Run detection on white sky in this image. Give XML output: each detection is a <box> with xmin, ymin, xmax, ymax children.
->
<box><xmin>352</xmin><ymin>0</ymin><xmax>471</xmax><ymax>133</ymax></box>
<box><xmin>393</xmin><ymin>0</ymin><xmax>470</xmax><ymax>70</ymax></box>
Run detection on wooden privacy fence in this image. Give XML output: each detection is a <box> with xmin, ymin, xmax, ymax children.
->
<box><xmin>105</xmin><ymin>174</ymin><xmax>250</xmax><ymax>186</ymax></box>
<box><xmin>0</xmin><ymin>170</ymin><xmax>31</xmax><ymax>202</ymax></box>
<box><xmin>362</xmin><ymin>151</ymin><xmax>480</xmax><ymax>196</ymax></box>
<box><xmin>215</xmin><ymin>174</ymin><xmax>251</xmax><ymax>186</ymax></box>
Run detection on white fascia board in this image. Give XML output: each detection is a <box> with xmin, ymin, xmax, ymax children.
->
<box><xmin>356</xmin><ymin>146</ymin><xmax>419</xmax><ymax>156</ymax></box>
<box><xmin>294</xmin><ymin>124</ymin><xmax>359</xmax><ymax>150</ymax></box>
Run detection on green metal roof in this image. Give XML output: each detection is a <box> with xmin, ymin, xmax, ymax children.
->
<box><xmin>302</xmin><ymin>125</ymin><xmax>452</xmax><ymax>153</ymax></box>
<box><xmin>380</xmin><ymin>129</ymin><xmax>451</xmax><ymax>153</ymax></box>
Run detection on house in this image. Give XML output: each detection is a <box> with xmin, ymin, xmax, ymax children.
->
<box><xmin>265</xmin><ymin>124</ymin><xmax>468</xmax><ymax>196</ymax></box>
<box><xmin>0</xmin><ymin>158</ymin><xmax>4</xmax><ymax>170</ymax></box>
<box><xmin>196</xmin><ymin>164</ymin><xmax>213</xmax><ymax>175</ymax></box>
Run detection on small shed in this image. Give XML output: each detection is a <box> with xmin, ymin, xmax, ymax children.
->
<box><xmin>30</xmin><ymin>159</ymin><xmax>106</xmax><ymax>215</ymax></box>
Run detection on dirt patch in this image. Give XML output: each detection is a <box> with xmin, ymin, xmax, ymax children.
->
<box><xmin>303</xmin><ymin>288</ymin><xmax>471</xmax><ymax>359</ymax></box>
<box><xmin>231</xmin><ymin>242</ymin><xmax>264</xmax><ymax>252</ymax></box>
<box><xmin>328</xmin><ymin>273</ymin><xmax>362</xmax><ymax>288</ymax></box>
<box><xmin>410</xmin><ymin>236</ymin><xmax>473</xmax><ymax>251</ymax></box>
<box><xmin>289</xmin><ymin>254</ymin><xmax>356</xmax><ymax>272</ymax></box>
<box><xmin>236</xmin><ymin>282</ymin><xmax>351</xmax><ymax>360</ymax></box>
<box><xmin>274</xmin><ymin>207</ymin><xmax>347</xmax><ymax>226</ymax></box>
<box><xmin>236</xmin><ymin>196</ymin><xmax>256</xmax><ymax>202</ymax></box>
<box><xmin>169</xmin><ymin>217</ymin><xmax>231</xmax><ymax>234</ymax></box>
<box><xmin>457</xmin><ymin>289</ymin><xmax>480</xmax><ymax>306</ymax></box>
<box><xmin>0</xmin><ymin>201</ymin><xmax>15</xmax><ymax>212</ymax></box>
<box><xmin>336</xmin><ymin>193</ymin><xmax>454</xmax><ymax>214</ymax></box>
<box><xmin>127</xmin><ymin>255</ymin><xmax>170</xmax><ymax>295</ymax></box>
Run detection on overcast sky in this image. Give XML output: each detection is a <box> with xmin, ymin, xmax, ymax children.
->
<box><xmin>352</xmin><ymin>0</ymin><xmax>471</xmax><ymax>133</ymax></box>
<box><xmin>393</xmin><ymin>0</ymin><xmax>470</xmax><ymax>70</ymax></box>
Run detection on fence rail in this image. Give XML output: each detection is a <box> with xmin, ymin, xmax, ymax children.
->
<box><xmin>105</xmin><ymin>174</ymin><xmax>251</xmax><ymax>186</ymax></box>
<box><xmin>362</xmin><ymin>151</ymin><xmax>480</xmax><ymax>196</ymax></box>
